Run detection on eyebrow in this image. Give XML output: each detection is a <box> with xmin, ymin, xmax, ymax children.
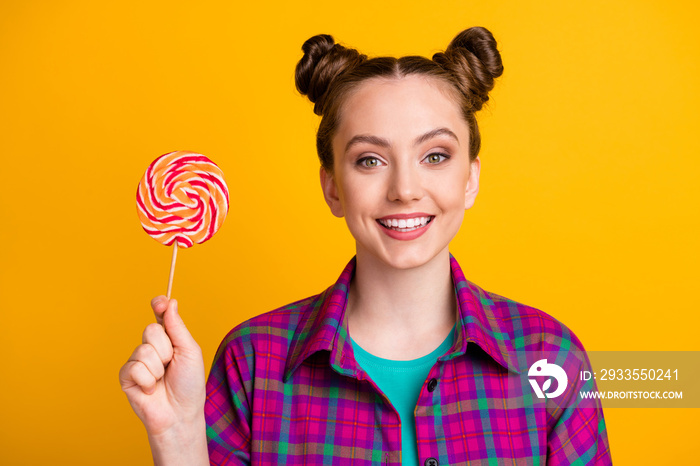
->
<box><xmin>344</xmin><ymin>127</ymin><xmax>460</xmax><ymax>154</ymax></box>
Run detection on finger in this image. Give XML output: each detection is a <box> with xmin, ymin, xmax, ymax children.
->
<box><xmin>142</xmin><ymin>322</ymin><xmax>174</xmax><ymax>366</ymax></box>
<box><xmin>128</xmin><ymin>343</ymin><xmax>166</xmax><ymax>380</ymax></box>
<box><xmin>162</xmin><ymin>299</ymin><xmax>199</xmax><ymax>352</ymax></box>
<box><xmin>151</xmin><ymin>295</ymin><xmax>168</xmax><ymax>326</ymax></box>
<box><xmin>120</xmin><ymin>360</ymin><xmax>157</xmax><ymax>395</ymax></box>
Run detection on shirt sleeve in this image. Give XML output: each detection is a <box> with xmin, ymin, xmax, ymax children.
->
<box><xmin>205</xmin><ymin>330</ymin><xmax>254</xmax><ymax>466</ymax></box>
<box><xmin>546</xmin><ymin>349</ymin><xmax>613</xmax><ymax>465</ymax></box>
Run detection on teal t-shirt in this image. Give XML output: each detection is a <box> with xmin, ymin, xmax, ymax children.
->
<box><xmin>350</xmin><ymin>326</ymin><xmax>455</xmax><ymax>466</ymax></box>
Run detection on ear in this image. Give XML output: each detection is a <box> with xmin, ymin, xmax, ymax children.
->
<box><xmin>464</xmin><ymin>157</ymin><xmax>481</xmax><ymax>210</ymax></box>
<box><xmin>320</xmin><ymin>166</ymin><xmax>345</xmax><ymax>218</ymax></box>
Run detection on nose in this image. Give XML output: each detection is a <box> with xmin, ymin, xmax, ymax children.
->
<box><xmin>387</xmin><ymin>162</ymin><xmax>424</xmax><ymax>203</ymax></box>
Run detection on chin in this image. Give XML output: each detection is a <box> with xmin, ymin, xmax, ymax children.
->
<box><xmin>373</xmin><ymin>246</ymin><xmax>449</xmax><ymax>271</ymax></box>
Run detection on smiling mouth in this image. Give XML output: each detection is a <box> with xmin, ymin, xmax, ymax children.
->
<box><xmin>377</xmin><ymin>216</ymin><xmax>434</xmax><ymax>232</ymax></box>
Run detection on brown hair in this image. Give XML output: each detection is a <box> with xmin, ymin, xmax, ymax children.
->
<box><xmin>295</xmin><ymin>27</ymin><xmax>504</xmax><ymax>172</ymax></box>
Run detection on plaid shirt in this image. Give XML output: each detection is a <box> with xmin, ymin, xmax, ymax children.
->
<box><xmin>205</xmin><ymin>255</ymin><xmax>612</xmax><ymax>465</ymax></box>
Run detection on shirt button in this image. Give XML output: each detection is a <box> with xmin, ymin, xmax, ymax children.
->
<box><xmin>427</xmin><ymin>378</ymin><xmax>438</xmax><ymax>392</ymax></box>
<box><xmin>425</xmin><ymin>458</ymin><xmax>439</xmax><ymax>466</ymax></box>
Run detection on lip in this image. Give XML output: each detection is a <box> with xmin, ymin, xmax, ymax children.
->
<box><xmin>377</xmin><ymin>212</ymin><xmax>432</xmax><ymax>220</ymax></box>
<box><xmin>375</xmin><ymin>214</ymin><xmax>434</xmax><ymax>241</ymax></box>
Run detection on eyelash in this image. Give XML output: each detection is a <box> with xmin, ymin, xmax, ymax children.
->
<box><xmin>356</xmin><ymin>152</ymin><xmax>451</xmax><ymax>168</ymax></box>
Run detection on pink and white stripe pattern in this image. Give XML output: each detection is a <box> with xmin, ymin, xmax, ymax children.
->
<box><xmin>136</xmin><ymin>151</ymin><xmax>229</xmax><ymax>248</ymax></box>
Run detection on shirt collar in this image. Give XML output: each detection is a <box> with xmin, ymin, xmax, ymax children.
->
<box><xmin>283</xmin><ymin>254</ymin><xmax>520</xmax><ymax>382</ymax></box>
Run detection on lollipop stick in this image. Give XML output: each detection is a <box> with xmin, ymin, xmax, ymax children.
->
<box><xmin>166</xmin><ymin>240</ymin><xmax>178</xmax><ymax>299</ymax></box>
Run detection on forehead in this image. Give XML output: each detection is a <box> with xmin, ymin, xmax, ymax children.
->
<box><xmin>334</xmin><ymin>75</ymin><xmax>467</xmax><ymax>146</ymax></box>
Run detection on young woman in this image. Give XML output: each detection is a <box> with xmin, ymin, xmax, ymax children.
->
<box><xmin>120</xmin><ymin>27</ymin><xmax>612</xmax><ymax>466</ymax></box>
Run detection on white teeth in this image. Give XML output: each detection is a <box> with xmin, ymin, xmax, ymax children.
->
<box><xmin>378</xmin><ymin>216</ymin><xmax>432</xmax><ymax>231</ymax></box>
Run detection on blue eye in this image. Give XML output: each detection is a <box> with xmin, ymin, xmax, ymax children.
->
<box><xmin>424</xmin><ymin>153</ymin><xmax>449</xmax><ymax>164</ymax></box>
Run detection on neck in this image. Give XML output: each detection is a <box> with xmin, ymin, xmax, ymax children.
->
<box><xmin>346</xmin><ymin>246</ymin><xmax>458</xmax><ymax>359</ymax></box>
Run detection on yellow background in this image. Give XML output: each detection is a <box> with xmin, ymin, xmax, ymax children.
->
<box><xmin>1</xmin><ymin>0</ymin><xmax>698</xmax><ymax>464</ymax></box>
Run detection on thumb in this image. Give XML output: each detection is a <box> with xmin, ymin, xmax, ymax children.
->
<box><xmin>162</xmin><ymin>299</ymin><xmax>197</xmax><ymax>350</ymax></box>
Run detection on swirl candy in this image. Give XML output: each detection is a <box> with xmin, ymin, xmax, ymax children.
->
<box><xmin>137</xmin><ymin>151</ymin><xmax>229</xmax><ymax>249</ymax></box>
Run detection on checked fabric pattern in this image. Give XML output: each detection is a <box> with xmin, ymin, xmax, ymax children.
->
<box><xmin>205</xmin><ymin>255</ymin><xmax>612</xmax><ymax>465</ymax></box>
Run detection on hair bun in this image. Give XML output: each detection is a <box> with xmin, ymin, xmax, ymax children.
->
<box><xmin>434</xmin><ymin>26</ymin><xmax>503</xmax><ymax>111</ymax></box>
<box><xmin>295</xmin><ymin>34</ymin><xmax>366</xmax><ymax>115</ymax></box>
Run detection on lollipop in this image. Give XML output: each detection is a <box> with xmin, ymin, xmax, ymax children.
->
<box><xmin>137</xmin><ymin>150</ymin><xmax>229</xmax><ymax>297</ymax></box>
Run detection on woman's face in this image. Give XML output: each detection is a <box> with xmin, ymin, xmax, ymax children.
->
<box><xmin>321</xmin><ymin>75</ymin><xmax>480</xmax><ymax>270</ymax></box>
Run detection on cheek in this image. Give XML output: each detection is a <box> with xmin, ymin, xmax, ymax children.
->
<box><xmin>436</xmin><ymin>175</ymin><xmax>468</xmax><ymax>209</ymax></box>
<box><xmin>338</xmin><ymin>179</ymin><xmax>373</xmax><ymax>216</ymax></box>
<box><xmin>342</xmin><ymin>177</ymin><xmax>380</xmax><ymax>211</ymax></box>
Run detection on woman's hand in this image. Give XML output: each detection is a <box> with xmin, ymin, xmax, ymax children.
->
<box><xmin>119</xmin><ymin>297</ymin><xmax>209</xmax><ymax>465</ymax></box>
